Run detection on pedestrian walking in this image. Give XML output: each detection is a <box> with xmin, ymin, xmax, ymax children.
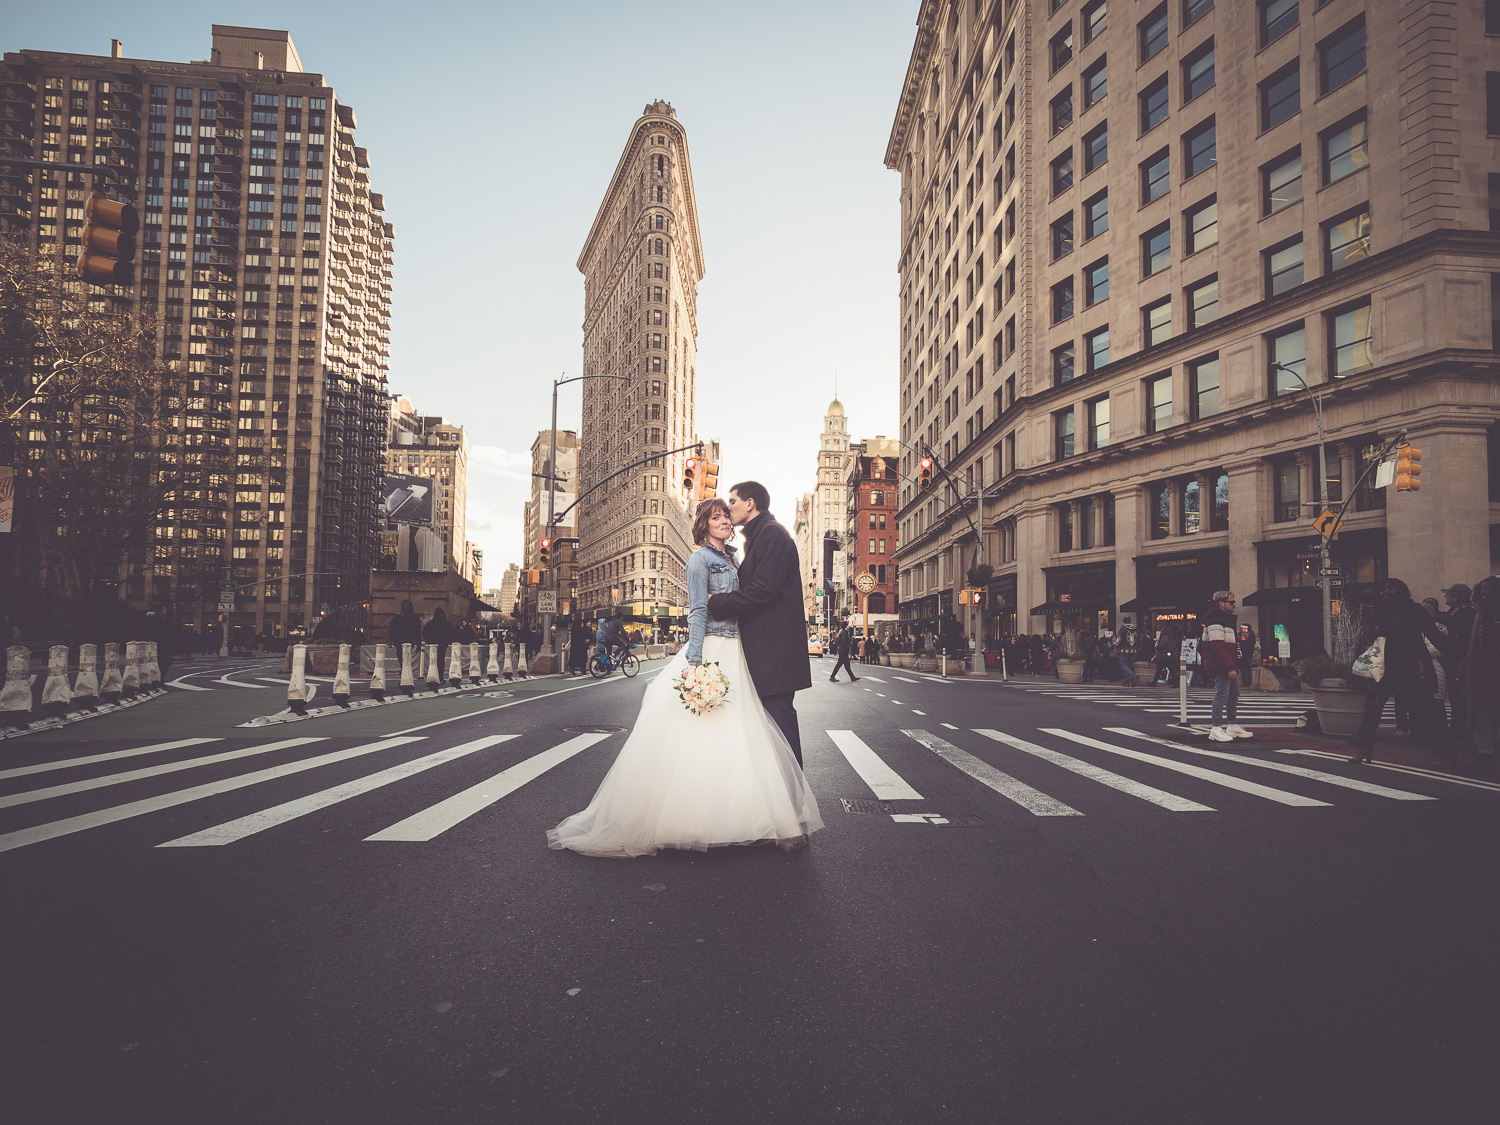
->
<box><xmin>1202</xmin><ymin>591</ymin><xmax>1251</xmax><ymax>742</ymax></box>
<box><xmin>829</xmin><ymin>621</ymin><xmax>858</xmax><ymax>682</ymax></box>
<box><xmin>1117</xmin><ymin>621</ymin><xmax>1139</xmax><ymax>685</ymax></box>
<box><xmin>390</xmin><ymin>600</ymin><xmax>422</xmax><ymax>651</ymax></box>
<box><xmin>1346</xmin><ymin>578</ymin><xmax>1449</xmax><ymax>764</ymax></box>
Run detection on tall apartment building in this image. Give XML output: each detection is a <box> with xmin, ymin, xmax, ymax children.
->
<box><xmin>575</xmin><ymin>101</ymin><xmax>706</xmax><ymax>617</ymax></box>
<box><xmin>793</xmin><ymin>491</ymin><xmax>818</xmax><ymax>623</ymax></box>
<box><xmin>497</xmin><ymin>562</ymin><xmax>520</xmax><ymax>618</ymax></box>
<box><xmin>0</xmin><ymin>26</ymin><xmax>394</xmax><ymax>637</ymax></box>
<box><xmin>812</xmin><ymin>398</ymin><xmax>853</xmax><ymax>609</ymax></box>
<box><xmin>521</xmin><ymin>429</ymin><xmax>579</xmax><ymax>617</ymax></box>
<box><xmin>386</xmin><ymin>396</ymin><xmax>472</xmax><ymax>581</ymax></box>
<box><xmin>844</xmin><ymin>438</ymin><xmax>901</xmax><ymax>624</ymax></box>
<box><xmin>887</xmin><ymin>0</ymin><xmax>1500</xmax><ymax>657</ymax></box>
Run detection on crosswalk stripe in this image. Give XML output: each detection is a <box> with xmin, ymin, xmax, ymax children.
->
<box><xmin>1041</xmin><ymin>729</ymin><xmax>1330</xmax><ymax>807</ymax></box>
<box><xmin>862</xmin><ymin>676</ymin><xmax>887</xmax><ymax>683</ymax></box>
<box><xmin>158</xmin><ymin>735</ymin><xmax>518</xmax><ymax>846</ymax></box>
<box><xmin>0</xmin><ymin>738</ymin><xmax>222</xmax><ymax>782</ymax></box>
<box><xmin>893</xmin><ymin>676</ymin><xmax>919</xmax><ymax>683</ymax></box>
<box><xmin>902</xmin><ymin>730</ymin><xmax>1082</xmax><ymax>816</ymax></box>
<box><xmin>974</xmin><ymin>729</ymin><xmax>1214</xmax><ymax>812</ymax></box>
<box><xmin>1104</xmin><ymin>728</ymin><xmax>1437</xmax><ymax>801</ymax></box>
<box><xmin>0</xmin><ymin>737</ymin><xmax>424</xmax><ymax>854</ymax></box>
<box><xmin>827</xmin><ymin>730</ymin><xmax>923</xmax><ymax>800</ymax></box>
<box><xmin>366</xmin><ymin>732</ymin><xmax>613</xmax><ymax>842</ymax></box>
<box><xmin>0</xmin><ymin>737</ymin><xmax>326</xmax><ymax>809</ymax></box>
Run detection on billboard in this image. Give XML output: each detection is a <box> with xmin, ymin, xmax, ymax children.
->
<box><xmin>383</xmin><ymin>472</ymin><xmax>434</xmax><ymax>525</ymax></box>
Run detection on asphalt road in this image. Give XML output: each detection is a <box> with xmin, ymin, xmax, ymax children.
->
<box><xmin>2</xmin><ymin>662</ymin><xmax>1496</xmax><ymax>1123</ymax></box>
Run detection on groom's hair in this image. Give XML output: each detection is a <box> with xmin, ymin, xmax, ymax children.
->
<box><xmin>731</xmin><ymin>480</ymin><xmax>770</xmax><ymax>514</ymax></box>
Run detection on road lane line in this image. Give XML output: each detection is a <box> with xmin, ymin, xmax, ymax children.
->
<box><xmin>384</xmin><ymin>676</ymin><xmax>618</xmax><ymax>736</ymax></box>
<box><xmin>974</xmin><ymin>729</ymin><xmax>1214</xmax><ymax>812</ymax></box>
<box><xmin>1275</xmin><ymin>748</ymin><xmax>1500</xmax><ymax>793</ymax></box>
<box><xmin>912</xmin><ymin>710</ymin><xmax>926</xmax><ymax>715</ymax></box>
<box><xmin>1042</xmin><ymin>729</ymin><xmax>1330</xmax><ymax>807</ymax></box>
<box><xmin>940</xmin><ymin>723</ymin><xmax>959</xmax><ymax>730</ymax></box>
<box><xmin>0</xmin><ymin>737</ymin><xmax>423</xmax><ymax>854</ymax></box>
<box><xmin>366</xmin><ymin>732</ymin><xmax>613</xmax><ymax>841</ymax></box>
<box><xmin>826</xmin><ymin>731</ymin><xmax>923</xmax><ymax>801</ymax></box>
<box><xmin>893</xmin><ymin>676</ymin><xmax>919</xmax><ymax>683</ymax></box>
<box><xmin>0</xmin><ymin>737</ymin><xmax>326</xmax><ymax>808</ymax></box>
<box><xmin>215</xmin><ymin>673</ymin><xmax>271</xmax><ymax>689</ymax></box>
<box><xmin>902</xmin><ymin>730</ymin><xmax>1081</xmax><ymax>816</ymax></box>
<box><xmin>0</xmin><ymin>738</ymin><xmax>222</xmax><ymax>782</ymax></box>
<box><xmin>165</xmin><ymin>675</ymin><xmax>214</xmax><ymax>692</ymax></box>
<box><xmin>159</xmin><ymin>735</ymin><xmax>517</xmax><ymax>846</ymax></box>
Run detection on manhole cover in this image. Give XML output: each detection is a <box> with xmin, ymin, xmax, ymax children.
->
<box><xmin>563</xmin><ymin>725</ymin><xmax>626</xmax><ymax>734</ymax></box>
<box><xmin>840</xmin><ymin>798</ymin><xmax>894</xmax><ymax>814</ymax></box>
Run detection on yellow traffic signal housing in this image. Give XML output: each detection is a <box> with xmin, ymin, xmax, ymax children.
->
<box><xmin>697</xmin><ymin>460</ymin><xmax>719</xmax><ymax>501</ymax></box>
<box><xmin>682</xmin><ymin>457</ymin><xmax>697</xmax><ymax>493</ymax></box>
<box><xmin>918</xmin><ymin>457</ymin><xmax>933</xmax><ymax>491</ymax></box>
<box><xmin>538</xmin><ymin>538</ymin><xmax>551</xmax><ymax>566</ymax></box>
<box><xmin>1394</xmin><ymin>444</ymin><xmax>1423</xmax><ymax>492</ymax></box>
<box><xmin>523</xmin><ymin>569</ymin><xmax>543</xmax><ymax>586</ymax></box>
<box><xmin>76</xmin><ymin>192</ymin><xmax>139</xmax><ymax>286</ymax></box>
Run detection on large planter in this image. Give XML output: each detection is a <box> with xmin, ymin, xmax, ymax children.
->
<box><xmin>1056</xmin><ymin>657</ymin><xmax>1085</xmax><ymax>684</ymax></box>
<box><xmin>1133</xmin><ymin>661</ymin><xmax>1158</xmax><ymax>685</ymax></box>
<box><xmin>1308</xmin><ymin>678</ymin><xmax>1365</xmax><ymax>737</ymax></box>
<box><xmin>888</xmin><ymin>652</ymin><xmax>914</xmax><ymax>669</ymax></box>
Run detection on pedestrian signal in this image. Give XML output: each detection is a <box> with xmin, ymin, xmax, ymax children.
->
<box><xmin>682</xmin><ymin>457</ymin><xmax>697</xmax><ymax>493</ymax></box>
<box><xmin>919</xmin><ymin>457</ymin><xmax>933</xmax><ymax>491</ymax></box>
<box><xmin>523</xmin><ymin>569</ymin><xmax>543</xmax><ymax>586</ymax></box>
<box><xmin>1394</xmin><ymin>444</ymin><xmax>1423</xmax><ymax>492</ymax></box>
<box><xmin>76</xmin><ymin>191</ymin><xmax>139</xmax><ymax>286</ymax></box>
<box><xmin>696</xmin><ymin>460</ymin><xmax>719</xmax><ymax>501</ymax></box>
<box><xmin>539</xmin><ymin>538</ymin><xmax>551</xmax><ymax>566</ymax></box>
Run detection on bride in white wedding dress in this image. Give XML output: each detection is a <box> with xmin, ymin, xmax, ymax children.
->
<box><xmin>547</xmin><ymin>499</ymin><xmax>823</xmax><ymax>858</ymax></box>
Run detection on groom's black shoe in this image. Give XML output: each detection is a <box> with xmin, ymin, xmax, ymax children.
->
<box><xmin>850</xmin><ymin>676</ymin><xmax>859</xmax><ymax>682</ymax></box>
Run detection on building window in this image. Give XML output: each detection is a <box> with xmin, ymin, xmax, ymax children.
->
<box><xmin>1185</xmin><ymin>0</ymin><xmax>1213</xmax><ymax>26</ymax></box>
<box><xmin>1051</xmin><ymin>88</ymin><xmax>1075</xmax><ymax>135</ymax></box>
<box><xmin>1268</xmin><ymin>323</ymin><xmax>1306</xmax><ymax>397</ymax></box>
<box><xmin>1142</xmin><ymin>148</ymin><xmax>1170</xmax><ymax>203</ymax></box>
<box><xmin>1079</xmin><ymin>497</ymin><xmax>1097</xmax><ymax>549</ymax></box>
<box><xmin>1054</xmin><ymin>341</ymin><xmax>1077</xmax><ymax>385</ymax></box>
<box><xmin>1184</xmin><ymin>118</ymin><xmax>1216</xmax><ymax>178</ymax></box>
<box><xmin>1083</xmin><ymin>123</ymin><xmax>1109</xmax><ymax>173</ymax></box>
<box><xmin>1083</xmin><ymin>0</ymin><xmax>1108</xmax><ymax>43</ymax></box>
<box><xmin>1183</xmin><ymin>40</ymin><xmax>1215</xmax><ymax>102</ymax></box>
<box><xmin>1261</xmin><ymin>62</ymin><xmax>1300</xmax><ymax>130</ymax></box>
<box><xmin>1491</xmin><ymin>73</ymin><xmax>1500</xmax><ymax>137</ymax></box>
<box><xmin>1083</xmin><ymin>57</ymin><xmax>1108</xmax><ymax>108</ymax></box>
<box><xmin>1085</xmin><ymin>257</ymin><xmax>1109</xmax><ymax>305</ymax></box>
<box><xmin>1263</xmin><ymin>149</ymin><xmax>1302</xmax><ymax>215</ymax></box>
<box><xmin>1059</xmin><ymin>503</ymin><xmax>1075</xmax><ymax>552</ymax></box>
<box><xmin>1052</xmin><ymin>150</ymin><xmax>1074</xmax><ymax>195</ymax></box>
<box><xmin>1052</xmin><ymin>213</ymin><xmax>1075</xmax><ymax>259</ymax></box>
<box><xmin>1055</xmin><ymin>407</ymin><xmax>1076</xmax><ymax>460</ymax></box>
<box><xmin>1084</xmin><ymin>190</ymin><xmax>1109</xmax><ymax>238</ymax></box>
<box><xmin>1329</xmin><ymin>301</ymin><xmax>1374</xmax><ymax>378</ymax></box>
<box><xmin>1144</xmin><ymin>297</ymin><xmax>1172</xmax><ymax>346</ymax></box>
<box><xmin>1185</xmin><ymin>196</ymin><xmax>1217</xmax><ymax>254</ymax></box>
<box><xmin>1140</xmin><ymin>4</ymin><xmax>1169</xmax><ymax>62</ymax></box>
<box><xmin>1181</xmin><ymin>478</ymin><xmax>1202</xmax><ymax>534</ymax></box>
<box><xmin>1260</xmin><ymin>0</ymin><xmax>1297</xmax><ymax>46</ymax></box>
<box><xmin>1273</xmin><ymin>456</ymin><xmax>1300</xmax><ymax>522</ymax></box>
<box><xmin>1053</xmin><ymin>277</ymin><xmax>1075</xmax><ymax>323</ymax></box>
<box><xmin>1324</xmin><ymin>206</ymin><xmax>1371</xmax><ymax>272</ymax></box>
<box><xmin>1146</xmin><ymin>372</ymin><xmax>1173</xmax><ymax>433</ymax></box>
<box><xmin>1085</xmin><ymin>326</ymin><xmax>1110</xmax><ymax>371</ymax></box>
<box><xmin>1320</xmin><ymin>16</ymin><xmax>1366</xmax><ymax>94</ymax></box>
<box><xmin>1140</xmin><ymin>75</ymin><xmax>1170</xmax><ymax>134</ymax></box>
<box><xmin>1088</xmin><ymin>395</ymin><xmax>1111</xmax><ymax>450</ymax></box>
<box><xmin>1143</xmin><ymin>222</ymin><xmax>1171</xmax><ymax>276</ymax></box>
<box><xmin>1323</xmin><ymin>114</ymin><xmax>1369</xmax><ymax>184</ymax></box>
<box><xmin>1190</xmin><ymin>354</ymin><xmax>1220</xmax><ymax>420</ymax></box>
<box><xmin>1149</xmin><ymin>482</ymin><xmax>1171</xmax><ymax>539</ymax></box>
<box><xmin>1265</xmin><ymin>236</ymin><xmax>1303</xmax><ymax>296</ymax></box>
<box><xmin>1187</xmin><ymin>275</ymin><xmax>1219</xmax><ymax>327</ymax></box>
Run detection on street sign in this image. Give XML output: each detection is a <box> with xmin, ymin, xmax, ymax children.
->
<box><xmin>219</xmin><ymin>579</ymin><xmax>236</xmax><ymax>592</ymax></box>
<box><xmin>1374</xmin><ymin>458</ymin><xmax>1396</xmax><ymax>489</ymax></box>
<box><xmin>1319</xmin><ymin>567</ymin><xmax>1342</xmax><ymax>578</ymax></box>
<box><xmin>855</xmin><ymin>573</ymin><xmax>876</xmax><ymax>595</ymax></box>
<box><xmin>1312</xmin><ymin>509</ymin><xmax>1343</xmax><ymax>540</ymax></box>
<box><xmin>218</xmin><ymin>599</ymin><xmax>235</xmax><ymax>613</ymax></box>
<box><xmin>537</xmin><ymin>591</ymin><xmax>558</xmax><ymax>614</ymax></box>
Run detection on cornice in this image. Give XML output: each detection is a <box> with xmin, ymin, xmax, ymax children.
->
<box><xmin>884</xmin><ymin>0</ymin><xmax>942</xmax><ymax>170</ymax></box>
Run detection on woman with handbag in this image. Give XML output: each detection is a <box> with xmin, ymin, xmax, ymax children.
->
<box><xmin>1347</xmin><ymin>578</ymin><xmax>1450</xmax><ymax>764</ymax></box>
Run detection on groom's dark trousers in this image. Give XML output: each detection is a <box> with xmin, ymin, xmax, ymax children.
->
<box><xmin>762</xmin><ymin>692</ymin><xmax>803</xmax><ymax>766</ymax></box>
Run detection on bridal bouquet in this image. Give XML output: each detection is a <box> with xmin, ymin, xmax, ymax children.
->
<box><xmin>674</xmin><ymin>661</ymin><xmax>730</xmax><ymax>716</ymax></box>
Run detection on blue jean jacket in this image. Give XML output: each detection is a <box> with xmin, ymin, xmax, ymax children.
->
<box><xmin>685</xmin><ymin>545</ymin><xmax>739</xmax><ymax>663</ymax></box>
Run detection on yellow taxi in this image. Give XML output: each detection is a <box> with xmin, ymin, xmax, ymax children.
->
<box><xmin>807</xmin><ymin>635</ymin><xmax>825</xmax><ymax>657</ymax></box>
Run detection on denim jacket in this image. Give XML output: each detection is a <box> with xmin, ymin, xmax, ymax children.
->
<box><xmin>685</xmin><ymin>544</ymin><xmax>739</xmax><ymax>662</ymax></box>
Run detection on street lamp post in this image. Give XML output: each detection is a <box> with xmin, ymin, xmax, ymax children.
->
<box><xmin>1272</xmin><ymin>361</ymin><xmax>1334</xmax><ymax>657</ymax></box>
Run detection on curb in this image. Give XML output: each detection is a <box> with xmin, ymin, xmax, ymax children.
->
<box><xmin>0</xmin><ymin>688</ymin><xmax>169</xmax><ymax>742</ymax></box>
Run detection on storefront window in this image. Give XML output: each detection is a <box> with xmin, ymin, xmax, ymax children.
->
<box><xmin>1210</xmin><ymin>470</ymin><xmax>1229</xmax><ymax>530</ymax></box>
<box><xmin>1274</xmin><ymin>457</ymin><xmax>1300</xmax><ymax>522</ymax></box>
<box><xmin>1149</xmin><ymin>482</ymin><xmax>1171</xmax><ymax>539</ymax></box>
<box><xmin>1181</xmin><ymin>478</ymin><xmax>1201</xmax><ymax>534</ymax></box>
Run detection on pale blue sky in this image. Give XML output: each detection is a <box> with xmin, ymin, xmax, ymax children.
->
<box><xmin>7</xmin><ymin>0</ymin><xmax>916</xmax><ymax>579</ymax></box>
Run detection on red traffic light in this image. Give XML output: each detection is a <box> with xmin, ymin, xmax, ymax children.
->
<box><xmin>920</xmin><ymin>457</ymin><xmax>932</xmax><ymax>470</ymax></box>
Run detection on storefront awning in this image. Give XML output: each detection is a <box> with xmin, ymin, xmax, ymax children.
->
<box><xmin>1029</xmin><ymin>599</ymin><xmax>1112</xmax><ymax>615</ymax></box>
<box><xmin>1241</xmin><ymin>587</ymin><xmax>1320</xmax><ymax>606</ymax></box>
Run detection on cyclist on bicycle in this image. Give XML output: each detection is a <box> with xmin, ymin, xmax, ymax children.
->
<box><xmin>599</xmin><ymin>612</ymin><xmax>628</xmax><ymax>666</ymax></box>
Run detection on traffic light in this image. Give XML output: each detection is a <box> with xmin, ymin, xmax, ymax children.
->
<box><xmin>76</xmin><ymin>191</ymin><xmax>139</xmax><ymax>286</ymax></box>
<box><xmin>919</xmin><ymin>457</ymin><xmax>933</xmax><ymax>491</ymax></box>
<box><xmin>1394</xmin><ymin>444</ymin><xmax>1423</xmax><ymax>492</ymax></box>
<box><xmin>972</xmin><ymin>589</ymin><xmax>986</xmax><ymax>609</ymax></box>
<box><xmin>682</xmin><ymin>457</ymin><xmax>697</xmax><ymax>493</ymax></box>
<box><xmin>539</xmin><ymin>538</ymin><xmax>551</xmax><ymax>567</ymax></box>
<box><xmin>697</xmin><ymin>460</ymin><xmax>719</xmax><ymax>501</ymax></box>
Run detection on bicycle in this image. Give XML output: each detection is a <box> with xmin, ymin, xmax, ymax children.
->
<box><xmin>588</xmin><ymin>643</ymin><xmax>640</xmax><ymax>679</ymax></box>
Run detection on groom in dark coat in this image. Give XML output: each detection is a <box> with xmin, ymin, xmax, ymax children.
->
<box><xmin>708</xmin><ymin>481</ymin><xmax>812</xmax><ymax>765</ymax></box>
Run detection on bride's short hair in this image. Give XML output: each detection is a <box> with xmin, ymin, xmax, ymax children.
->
<box><xmin>692</xmin><ymin>497</ymin><xmax>731</xmax><ymax>546</ymax></box>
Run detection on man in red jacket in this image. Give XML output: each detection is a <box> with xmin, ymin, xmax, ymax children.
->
<box><xmin>1202</xmin><ymin>590</ymin><xmax>1252</xmax><ymax>742</ymax></box>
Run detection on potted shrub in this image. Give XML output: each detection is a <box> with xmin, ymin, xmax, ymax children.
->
<box><xmin>1055</xmin><ymin>627</ymin><xmax>1086</xmax><ymax>684</ymax></box>
<box><xmin>1295</xmin><ymin>605</ymin><xmax>1371</xmax><ymax>737</ymax></box>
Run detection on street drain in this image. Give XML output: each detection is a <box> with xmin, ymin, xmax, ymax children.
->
<box><xmin>840</xmin><ymin>798</ymin><xmax>894</xmax><ymax>814</ymax></box>
<box><xmin>563</xmin><ymin>725</ymin><xmax>626</xmax><ymax>734</ymax></box>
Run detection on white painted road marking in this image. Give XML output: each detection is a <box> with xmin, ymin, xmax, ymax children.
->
<box><xmin>902</xmin><ymin>730</ymin><xmax>1082</xmax><ymax>817</ymax></box>
<box><xmin>0</xmin><ymin>737</ymin><xmax>424</xmax><ymax>854</ymax></box>
<box><xmin>1042</xmin><ymin>730</ymin><xmax>1330</xmax><ymax>807</ymax></box>
<box><xmin>912</xmin><ymin>710</ymin><xmax>926</xmax><ymax>715</ymax></box>
<box><xmin>215</xmin><ymin>672</ymin><xmax>271</xmax><ymax>689</ymax></box>
<box><xmin>1107</xmin><ymin>728</ymin><xmax>1437</xmax><ymax>801</ymax></box>
<box><xmin>367</xmin><ymin>732</ymin><xmax>613</xmax><ymax>841</ymax></box>
<box><xmin>974</xmin><ymin>729</ymin><xmax>1214</xmax><ymax>812</ymax></box>
<box><xmin>893</xmin><ymin>676</ymin><xmax>919</xmax><ymax>683</ymax></box>
<box><xmin>941</xmin><ymin>723</ymin><xmax>959</xmax><ymax>730</ymax></box>
<box><xmin>826</xmin><ymin>730</ymin><xmax>923</xmax><ymax>801</ymax></box>
<box><xmin>165</xmin><ymin>675</ymin><xmax>214</xmax><ymax>691</ymax></box>
<box><xmin>862</xmin><ymin>676</ymin><xmax>886</xmax><ymax>683</ymax></box>
<box><xmin>0</xmin><ymin>738</ymin><xmax>221</xmax><ymax>782</ymax></box>
<box><xmin>159</xmin><ymin>735</ymin><xmax>517</xmax><ymax>846</ymax></box>
<box><xmin>1276</xmin><ymin>748</ymin><xmax>1500</xmax><ymax>793</ymax></box>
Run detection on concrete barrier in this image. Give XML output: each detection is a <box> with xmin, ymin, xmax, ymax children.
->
<box><xmin>287</xmin><ymin>643</ymin><xmax>309</xmax><ymax>715</ymax></box>
<box><xmin>370</xmin><ymin>644</ymin><xmax>387</xmax><ymax>701</ymax></box>
<box><xmin>487</xmin><ymin>642</ymin><xmax>500</xmax><ymax>682</ymax></box>
<box><xmin>400</xmin><ymin>642</ymin><xmax>415</xmax><ymax>695</ymax></box>
<box><xmin>1</xmin><ymin>646</ymin><xmax>32</xmax><ymax>723</ymax></box>
<box><xmin>75</xmin><ymin>643</ymin><xmax>100</xmax><ymax>705</ymax></box>
<box><xmin>100</xmin><ymin>643</ymin><xmax>122</xmax><ymax>702</ymax></box>
<box><xmin>469</xmin><ymin>642</ymin><xmax>482</xmax><ymax>685</ymax></box>
<box><xmin>425</xmin><ymin>644</ymin><xmax>440</xmax><ymax>691</ymax></box>
<box><xmin>122</xmin><ymin>641</ymin><xmax>141</xmax><ymax>697</ymax></box>
<box><xmin>447</xmin><ymin>642</ymin><xmax>462</xmax><ymax>687</ymax></box>
<box><xmin>332</xmin><ymin>643</ymin><xmax>352</xmax><ymax>707</ymax></box>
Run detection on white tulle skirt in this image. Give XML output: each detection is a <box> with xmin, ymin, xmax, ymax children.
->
<box><xmin>547</xmin><ymin>635</ymin><xmax>824</xmax><ymax>858</ymax></box>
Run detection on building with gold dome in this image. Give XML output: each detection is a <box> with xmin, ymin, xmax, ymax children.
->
<box><xmin>811</xmin><ymin>398</ymin><xmax>852</xmax><ymax>612</ymax></box>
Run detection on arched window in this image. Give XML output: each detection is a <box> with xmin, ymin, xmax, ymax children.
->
<box><xmin>870</xmin><ymin>489</ymin><xmax>884</xmax><ymax>505</ymax></box>
<box><xmin>653</xmin><ymin>238</ymin><xmax>663</xmax><ymax>255</ymax></box>
<box><xmin>656</xmin><ymin>154</ymin><xmax>665</xmax><ymax>173</ymax></box>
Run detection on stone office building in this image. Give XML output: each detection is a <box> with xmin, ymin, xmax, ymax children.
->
<box><xmin>887</xmin><ymin>0</ymin><xmax>1500</xmax><ymax>657</ymax></box>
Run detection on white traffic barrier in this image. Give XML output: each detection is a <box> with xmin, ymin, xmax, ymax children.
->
<box><xmin>502</xmin><ymin>644</ymin><xmax>515</xmax><ymax>680</ymax></box>
<box><xmin>332</xmin><ymin>643</ymin><xmax>352</xmax><ymax>707</ymax></box>
<box><xmin>42</xmin><ymin>645</ymin><xmax>73</xmax><ymax>715</ymax></box>
<box><xmin>287</xmin><ymin>643</ymin><xmax>309</xmax><ymax>715</ymax></box>
<box><xmin>1</xmin><ymin>645</ymin><xmax>32</xmax><ymax>722</ymax></box>
<box><xmin>400</xmin><ymin>643</ymin><xmax>415</xmax><ymax>695</ymax></box>
<box><xmin>487</xmin><ymin>641</ymin><xmax>500</xmax><ymax>682</ymax></box>
<box><xmin>425</xmin><ymin>643</ymin><xmax>441</xmax><ymax>690</ymax></box>
<box><xmin>370</xmin><ymin>644</ymin><xmax>387</xmax><ymax>701</ymax></box>
<box><xmin>100</xmin><ymin>643</ymin><xmax>122</xmax><ymax>702</ymax></box>
<box><xmin>122</xmin><ymin>641</ymin><xmax>141</xmax><ymax>697</ymax></box>
<box><xmin>143</xmin><ymin>641</ymin><xmax>161</xmax><ymax>689</ymax></box>
<box><xmin>518</xmin><ymin>644</ymin><xmax>529</xmax><ymax>678</ymax></box>
<box><xmin>74</xmin><ymin>643</ymin><xmax>100</xmax><ymax>704</ymax></box>
<box><xmin>447</xmin><ymin>642</ymin><xmax>463</xmax><ymax>687</ymax></box>
<box><xmin>469</xmin><ymin>642</ymin><xmax>482</xmax><ymax>684</ymax></box>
